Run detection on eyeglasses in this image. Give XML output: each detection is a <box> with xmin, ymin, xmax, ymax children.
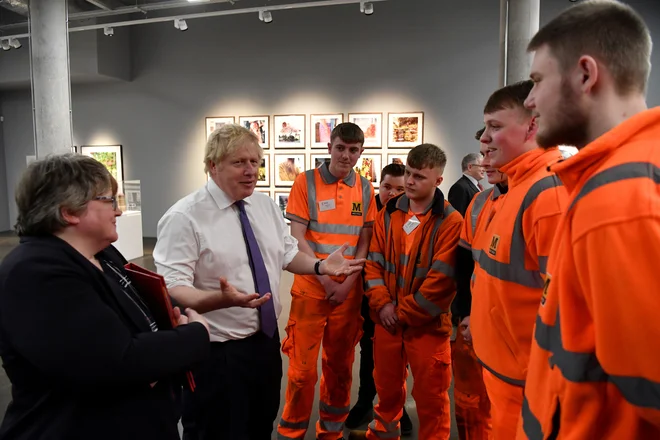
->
<box><xmin>94</xmin><ymin>196</ymin><xmax>118</xmax><ymax>210</ymax></box>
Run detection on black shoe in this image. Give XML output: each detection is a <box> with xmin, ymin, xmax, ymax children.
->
<box><xmin>400</xmin><ymin>407</ymin><xmax>413</xmax><ymax>436</ymax></box>
<box><xmin>345</xmin><ymin>402</ymin><xmax>373</xmax><ymax>429</ymax></box>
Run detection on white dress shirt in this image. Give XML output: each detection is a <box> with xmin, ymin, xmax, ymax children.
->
<box><xmin>463</xmin><ymin>173</ymin><xmax>481</xmax><ymax>191</ymax></box>
<box><xmin>153</xmin><ymin>180</ymin><xmax>299</xmax><ymax>342</ymax></box>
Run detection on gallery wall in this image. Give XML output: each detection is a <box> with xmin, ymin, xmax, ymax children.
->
<box><xmin>0</xmin><ymin>120</ymin><xmax>7</xmax><ymax>232</ymax></box>
<box><xmin>1</xmin><ymin>0</ymin><xmax>659</xmax><ymax>236</ymax></box>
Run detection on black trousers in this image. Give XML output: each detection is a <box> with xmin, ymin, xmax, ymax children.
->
<box><xmin>181</xmin><ymin>330</ymin><xmax>282</xmax><ymax>440</ymax></box>
<box><xmin>357</xmin><ymin>296</ymin><xmax>377</xmax><ymax>404</ymax></box>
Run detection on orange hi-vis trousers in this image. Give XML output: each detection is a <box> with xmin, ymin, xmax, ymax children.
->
<box><xmin>366</xmin><ymin>324</ymin><xmax>452</xmax><ymax>440</ymax></box>
<box><xmin>451</xmin><ymin>330</ymin><xmax>492</xmax><ymax>440</ymax></box>
<box><xmin>481</xmin><ymin>368</ymin><xmax>524</xmax><ymax>440</ymax></box>
<box><xmin>278</xmin><ymin>290</ymin><xmax>363</xmax><ymax>440</ymax></box>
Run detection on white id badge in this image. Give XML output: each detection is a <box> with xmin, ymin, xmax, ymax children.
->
<box><xmin>403</xmin><ymin>215</ymin><xmax>420</xmax><ymax>235</ymax></box>
<box><xmin>319</xmin><ymin>199</ymin><xmax>336</xmax><ymax>212</ymax></box>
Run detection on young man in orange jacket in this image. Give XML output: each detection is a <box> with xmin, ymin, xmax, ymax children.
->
<box><xmin>467</xmin><ymin>80</ymin><xmax>568</xmax><ymax>439</ymax></box>
<box><xmin>452</xmin><ymin>127</ymin><xmax>509</xmax><ymax>440</ymax></box>
<box><xmin>349</xmin><ymin>143</ymin><xmax>462</xmax><ymax>440</ymax></box>
<box><xmin>520</xmin><ymin>1</ymin><xmax>660</xmax><ymax>438</ymax></box>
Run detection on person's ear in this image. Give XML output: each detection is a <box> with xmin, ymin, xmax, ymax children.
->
<box><xmin>61</xmin><ymin>206</ymin><xmax>81</xmax><ymax>226</ymax></box>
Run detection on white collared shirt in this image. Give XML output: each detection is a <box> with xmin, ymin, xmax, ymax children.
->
<box><xmin>153</xmin><ymin>180</ymin><xmax>299</xmax><ymax>342</ymax></box>
<box><xmin>464</xmin><ymin>173</ymin><xmax>481</xmax><ymax>191</ymax></box>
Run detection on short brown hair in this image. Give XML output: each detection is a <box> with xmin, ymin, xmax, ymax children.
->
<box><xmin>484</xmin><ymin>80</ymin><xmax>534</xmax><ymax>116</ymax></box>
<box><xmin>528</xmin><ymin>0</ymin><xmax>651</xmax><ymax>95</ymax></box>
<box><xmin>14</xmin><ymin>154</ymin><xmax>117</xmax><ymax>236</ymax></box>
<box><xmin>330</xmin><ymin>122</ymin><xmax>364</xmax><ymax>146</ymax></box>
<box><xmin>407</xmin><ymin>144</ymin><xmax>447</xmax><ymax>170</ymax></box>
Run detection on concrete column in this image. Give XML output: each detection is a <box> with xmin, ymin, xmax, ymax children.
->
<box><xmin>29</xmin><ymin>0</ymin><xmax>73</xmax><ymax>158</ymax></box>
<box><xmin>500</xmin><ymin>0</ymin><xmax>540</xmax><ymax>86</ymax></box>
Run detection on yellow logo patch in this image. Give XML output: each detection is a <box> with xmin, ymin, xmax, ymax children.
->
<box><xmin>541</xmin><ymin>274</ymin><xmax>551</xmax><ymax>306</ymax></box>
<box><xmin>351</xmin><ymin>202</ymin><xmax>362</xmax><ymax>216</ymax></box>
<box><xmin>489</xmin><ymin>234</ymin><xmax>500</xmax><ymax>256</ymax></box>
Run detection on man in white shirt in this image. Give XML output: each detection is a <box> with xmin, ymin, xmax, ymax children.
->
<box><xmin>154</xmin><ymin>124</ymin><xmax>364</xmax><ymax>440</ymax></box>
<box><xmin>447</xmin><ymin>152</ymin><xmax>485</xmax><ymax>216</ymax></box>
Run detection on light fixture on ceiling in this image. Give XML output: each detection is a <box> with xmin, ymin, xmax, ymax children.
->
<box><xmin>174</xmin><ymin>18</ymin><xmax>188</xmax><ymax>31</ymax></box>
<box><xmin>103</xmin><ymin>27</ymin><xmax>114</xmax><ymax>36</ymax></box>
<box><xmin>8</xmin><ymin>38</ymin><xmax>21</xmax><ymax>49</ymax></box>
<box><xmin>360</xmin><ymin>1</ymin><xmax>374</xmax><ymax>15</ymax></box>
<box><xmin>187</xmin><ymin>0</ymin><xmax>210</xmax><ymax>2</ymax></box>
<box><xmin>259</xmin><ymin>10</ymin><xmax>273</xmax><ymax>24</ymax></box>
<box><xmin>1</xmin><ymin>39</ymin><xmax>10</xmax><ymax>51</ymax></box>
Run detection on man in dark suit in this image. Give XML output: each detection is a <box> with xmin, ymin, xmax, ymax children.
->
<box><xmin>448</xmin><ymin>152</ymin><xmax>485</xmax><ymax>216</ymax></box>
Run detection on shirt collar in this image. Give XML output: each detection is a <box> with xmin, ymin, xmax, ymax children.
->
<box><xmin>206</xmin><ymin>179</ymin><xmax>253</xmax><ymax>210</ymax></box>
<box><xmin>463</xmin><ymin>173</ymin><xmax>480</xmax><ymax>189</ymax></box>
<box><xmin>319</xmin><ymin>162</ymin><xmax>356</xmax><ymax>187</ymax></box>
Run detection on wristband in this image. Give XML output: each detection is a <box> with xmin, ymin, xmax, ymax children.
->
<box><xmin>314</xmin><ymin>259</ymin><xmax>324</xmax><ymax>276</ymax></box>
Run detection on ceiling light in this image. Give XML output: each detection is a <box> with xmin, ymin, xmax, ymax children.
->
<box><xmin>360</xmin><ymin>1</ymin><xmax>374</xmax><ymax>15</ymax></box>
<box><xmin>8</xmin><ymin>38</ymin><xmax>20</xmax><ymax>49</ymax></box>
<box><xmin>1</xmin><ymin>40</ymin><xmax>9</xmax><ymax>51</ymax></box>
<box><xmin>187</xmin><ymin>0</ymin><xmax>210</xmax><ymax>2</ymax></box>
<box><xmin>174</xmin><ymin>18</ymin><xmax>188</xmax><ymax>31</ymax></box>
<box><xmin>259</xmin><ymin>10</ymin><xmax>272</xmax><ymax>23</ymax></box>
<box><xmin>103</xmin><ymin>27</ymin><xmax>114</xmax><ymax>36</ymax></box>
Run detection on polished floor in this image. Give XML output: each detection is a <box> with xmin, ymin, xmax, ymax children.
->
<box><xmin>0</xmin><ymin>232</ymin><xmax>459</xmax><ymax>439</ymax></box>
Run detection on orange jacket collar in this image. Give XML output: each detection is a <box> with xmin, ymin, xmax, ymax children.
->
<box><xmin>550</xmin><ymin>107</ymin><xmax>660</xmax><ymax>193</ymax></box>
<box><xmin>499</xmin><ymin>147</ymin><xmax>561</xmax><ymax>187</ymax></box>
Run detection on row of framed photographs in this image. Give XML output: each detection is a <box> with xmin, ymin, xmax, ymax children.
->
<box><xmin>252</xmin><ymin>152</ymin><xmax>408</xmax><ymax>188</ymax></box>
<box><xmin>206</xmin><ymin>112</ymin><xmax>423</xmax><ymax>150</ymax></box>
<box><xmin>255</xmin><ymin>189</ymin><xmax>292</xmax><ymax>223</ymax></box>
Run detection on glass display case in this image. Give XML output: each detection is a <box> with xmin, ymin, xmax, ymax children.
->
<box><xmin>122</xmin><ymin>180</ymin><xmax>142</xmax><ymax>213</ymax></box>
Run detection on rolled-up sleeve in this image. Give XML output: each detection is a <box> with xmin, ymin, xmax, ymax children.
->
<box><xmin>153</xmin><ymin>211</ymin><xmax>200</xmax><ymax>289</ymax></box>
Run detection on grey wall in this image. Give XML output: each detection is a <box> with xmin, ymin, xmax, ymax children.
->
<box><xmin>1</xmin><ymin>0</ymin><xmax>659</xmax><ymax>237</ymax></box>
<box><xmin>0</xmin><ymin>118</ymin><xmax>8</xmax><ymax>232</ymax></box>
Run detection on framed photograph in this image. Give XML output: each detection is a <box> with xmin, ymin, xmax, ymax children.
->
<box><xmin>80</xmin><ymin>145</ymin><xmax>124</xmax><ymax>194</ymax></box>
<box><xmin>355</xmin><ymin>154</ymin><xmax>382</xmax><ymax>187</ymax></box>
<box><xmin>387</xmin><ymin>152</ymin><xmax>408</xmax><ymax>166</ymax></box>
<box><xmin>388</xmin><ymin>112</ymin><xmax>424</xmax><ymax>147</ymax></box>
<box><xmin>311</xmin><ymin>113</ymin><xmax>343</xmax><ymax>148</ymax></box>
<box><xmin>348</xmin><ymin>113</ymin><xmax>382</xmax><ymax>148</ymax></box>
<box><xmin>239</xmin><ymin>116</ymin><xmax>270</xmax><ymax>149</ymax></box>
<box><xmin>274</xmin><ymin>115</ymin><xmax>305</xmax><ymax>149</ymax></box>
<box><xmin>256</xmin><ymin>155</ymin><xmax>270</xmax><ymax>187</ymax></box>
<box><xmin>206</xmin><ymin>116</ymin><xmax>235</xmax><ymax>138</ymax></box>
<box><xmin>255</xmin><ymin>188</ymin><xmax>272</xmax><ymax>197</ymax></box>
<box><xmin>274</xmin><ymin>191</ymin><xmax>291</xmax><ymax>224</ymax></box>
<box><xmin>310</xmin><ymin>154</ymin><xmax>331</xmax><ymax>170</ymax></box>
<box><xmin>274</xmin><ymin>154</ymin><xmax>305</xmax><ymax>186</ymax></box>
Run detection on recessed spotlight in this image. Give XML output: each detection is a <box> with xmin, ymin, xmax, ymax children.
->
<box><xmin>174</xmin><ymin>18</ymin><xmax>188</xmax><ymax>31</ymax></box>
<box><xmin>8</xmin><ymin>38</ymin><xmax>20</xmax><ymax>49</ymax></box>
<box><xmin>259</xmin><ymin>10</ymin><xmax>273</xmax><ymax>23</ymax></box>
<box><xmin>1</xmin><ymin>40</ymin><xmax>9</xmax><ymax>51</ymax></box>
<box><xmin>103</xmin><ymin>27</ymin><xmax>114</xmax><ymax>36</ymax></box>
<box><xmin>360</xmin><ymin>2</ymin><xmax>374</xmax><ymax>15</ymax></box>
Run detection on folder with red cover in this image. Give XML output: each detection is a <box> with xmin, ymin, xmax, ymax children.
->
<box><xmin>123</xmin><ymin>262</ymin><xmax>196</xmax><ymax>392</ymax></box>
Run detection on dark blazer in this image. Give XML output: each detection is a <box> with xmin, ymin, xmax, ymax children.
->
<box><xmin>448</xmin><ymin>175</ymin><xmax>480</xmax><ymax>216</ymax></box>
<box><xmin>0</xmin><ymin>235</ymin><xmax>209</xmax><ymax>440</ymax></box>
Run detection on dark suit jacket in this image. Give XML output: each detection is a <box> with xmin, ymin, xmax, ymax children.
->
<box><xmin>448</xmin><ymin>175</ymin><xmax>480</xmax><ymax>216</ymax></box>
<box><xmin>0</xmin><ymin>235</ymin><xmax>209</xmax><ymax>440</ymax></box>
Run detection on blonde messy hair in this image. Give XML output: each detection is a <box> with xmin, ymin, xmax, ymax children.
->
<box><xmin>204</xmin><ymin>124</ymin><xmax>263</xmax><ymax>173</ymax></box>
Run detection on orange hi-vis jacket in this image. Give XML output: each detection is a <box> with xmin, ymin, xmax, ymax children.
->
<box><xmin>286</xmin><ymin>163</ymin><xmax>376</xmax><ymax>299</ymax></box>
<box><xmin>520</xmin><ymin>108</ymin><xmax>660</xmax><ymax>440</ymax></box>
<box><xmin>364</xmin><ymin>189</ymin><xmax>462</xmax><ymax>336</ymax></box>
<box><xmin>470</xmin><ymin>147</ymin><xmax>568</xmax><ymax>387</ymax></box>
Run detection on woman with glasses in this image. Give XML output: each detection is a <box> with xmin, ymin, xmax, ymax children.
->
<box><xmin>0</xmin><ymin>154</ymin><xmax>216</xmax><ymax>440</ymax></box>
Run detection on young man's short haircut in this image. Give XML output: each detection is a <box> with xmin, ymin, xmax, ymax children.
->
<box><xmin>528</xmin><ymin>0</ymin><xmax>652</xmax><ymax>95</ymax></box>
<box><xmin>407</xmin><ymin>144</ymin><xmax>447</xmax><ymax>170</ymax></box>
<box><xmin>475</xmin><ymin>127</ymin><xmax>485</xmax><ymax>141</ymax></box>
<box><xmin>483</xmin><ymin>80</ymin><xmax>534</xmax><ymax>116</ymax></box>
<box><xmin>330</xmin><ymin>122</ymin><xmax>365</xmax><ymax>145</ymax></box>
<box><xmin>380</xmin><ymin>163</ymin><xmax>405</xmax><ymax>182</ymax></box>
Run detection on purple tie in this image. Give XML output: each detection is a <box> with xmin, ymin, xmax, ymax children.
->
<box><xmin>235</xmin><ymin>200</ymin><xmax>277</xmax><ymax>338</ymax></box>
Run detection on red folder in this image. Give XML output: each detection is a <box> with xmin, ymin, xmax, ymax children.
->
<box><xmin>123</xmin><ymin>262</ymin><xmax>196</xmax><ymax>392</ymax></box>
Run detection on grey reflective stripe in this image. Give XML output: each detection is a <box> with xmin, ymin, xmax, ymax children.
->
<box><xmin>477</xmin><ymin>356</ymin><xmax>525</xmax><ymax>387</ymax></box>
<box><xmin>366</xmin><ymin>278</ymin><xmax>385</xmax><ymax>289</ymax></box>
<box><xmin>319</xmin><ymin>401</ymin><xmax>350</xmax><ymax>415</ymax></box>
<box><xmin>368</xmin><ymin>420</ymin><xmax>401</xmax><ymax>438</ymax></box>
<box><xmin>470</xmin><ymin>189</ymin><xmax>493</xmax><ymax>236</ymax></box>
<box><xmin>413</xmin><ymin>291</ymin><xmax>444</xmax><ymax>317</ymax></box>
<box><xmin>538</xmin><ymin>256</ymin><xmax>548</xmax><ymax>275</ymax></box>
<box><xmin>277</xmin><ymin>434</ymin><xmax>298</xmax><ymax>440</ymax></box>
<box><xmin>470</xmin><ymin>272</ymin><xmax>476</xmax><ymax>282</ymax></box>
<box><xmin>459</xmin><ymin>238</ymin><xmax>471</xmax><ymax>250</ymax></box>
<box><xmin>360</xmin><ymin>175</ymin><xmax>372</xmax><ymax>221</ymax></box>
<box><xmin>397</xmin><ymin>276</ymin><xmax>406</xmax><ymax>288</ymax></box>
<box><xmin>385</xmin><ymin>261</ymin><xmax>396</xmax><ymax>274</ymax></box>
<box><xmin>427</xmin><ymin>214</ymin><xmax>448</xmax><ymax>268</ymax></box>
<box><xmin>415</xmin><ymin>259</ymin><xmax>454</xmax><ymax>279</ymax></box>
<box><xmin>445</xmin><ymin>203</ymin><xmax>456</xmax><ymax>217</ymax></box>
<box><xmin>569</xmin><ymin>162</ymin><xmax>660</xmax><ymax>212</ymax></box>
<box><xmin>308</xmin><ymin>220</ymin><xmax>361</xmax><ymax>236</ymax></box>
<box><xmin>477</xmin><ymin>176</ymin><xmax>562</xmax><ymax>289</ymax></box>
<box><xmin>521</xmin><ymin>396</ymin><xmax>544</xmax><ymax>440</ymax></box>
<box><xmin>400</xmin><ymin>254</ymin><xmax>410</xmax><ymax>266</ymax></box>
<box><xmin>318</xmin><ymin>420</ymin><xmax>344</xmax><ymax>433</ymax></box>
<box><xmin>368</xmin><ymin>252</ymin><xmax>385</xmax><ymax>266</ymax></box>
<box><xmin>384</xmin><ymin>210</ymin><xmax>391</xmax><ymax>249</ymax></box>
<box><xmin>307</xmin><ymin>241</ymin><xmax>357</xmax><ymax>256</ymax></box>
<box><xmin>305</xmin><ymin>169</ymin><xmax>318</xmax><ymax>222</ymax></box>
<box><xmin>279</xmin><ymin>418</ymin><xmax>310</xmax><ymax>430</ymax></box>
<box><xmin>286</xmin><ymin>213</ymin><xmax>309</xmax><ymax>225</ymax></box>
<box><xmin>535</xmin><ymin>311</ymin><xmax>660</xmax><ymax>409</ymax></box>
<box><xmin>371</xmin><ymin>413</ymin><xmax>399</xmax><ymax>432</ymax></box>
